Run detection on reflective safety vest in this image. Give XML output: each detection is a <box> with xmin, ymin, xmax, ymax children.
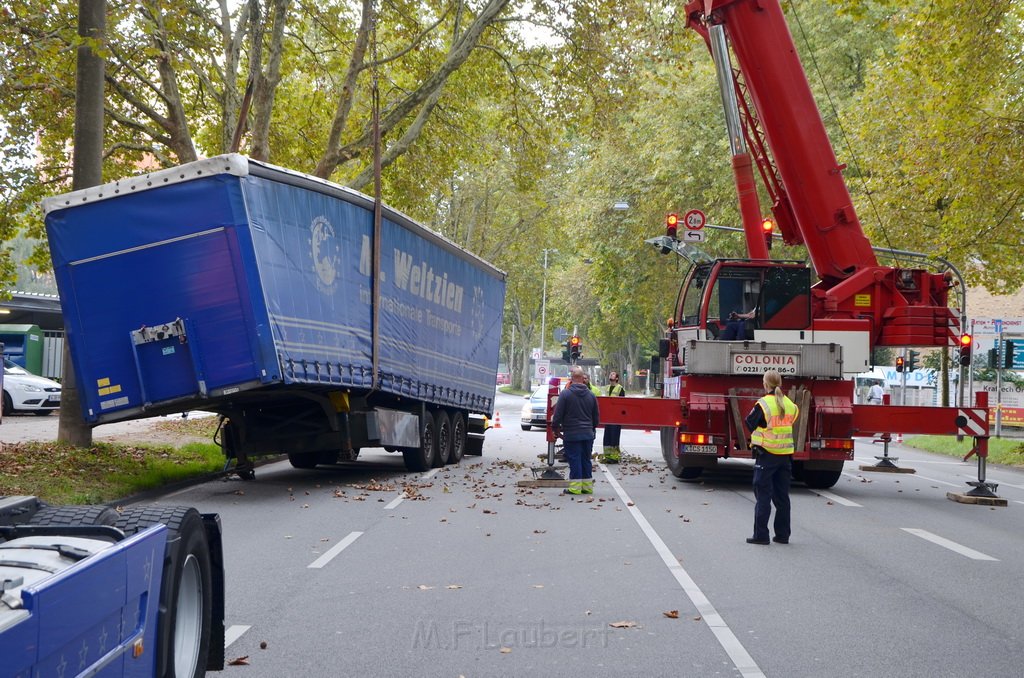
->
<box><xmin>751</xmin><ymin>395</ymin><xmax>798</xmax><ymax>455</ymax></box>
<box><xmin>606</xmin><ymin>383</ymin><xmax>625</xmax><ymax>397</ymax></box>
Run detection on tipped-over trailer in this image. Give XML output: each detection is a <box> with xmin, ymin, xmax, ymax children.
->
<box><xmin>42</xmin><ymin>155</ymin><xmax>506</xmax><ymax>477</ymax></box>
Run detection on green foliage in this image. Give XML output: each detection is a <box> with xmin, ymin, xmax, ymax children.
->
<box><xmin>905</xmin><ymin>434</ymin><xmax>1024</xmax><ymax>468</ymax></box>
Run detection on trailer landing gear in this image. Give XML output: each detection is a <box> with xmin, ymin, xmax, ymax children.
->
<box><xmin>859</xmin><ymin>433</ymin><xmax>915</xmax><ymax>474</ymax></box>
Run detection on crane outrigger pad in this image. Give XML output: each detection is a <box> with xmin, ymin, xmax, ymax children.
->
<box><xmin>946</xmin><ymin>492</ymin><xmax>1007</xmax><ymax>507</ymax></box>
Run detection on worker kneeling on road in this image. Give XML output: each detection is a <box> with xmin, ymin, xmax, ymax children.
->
<box><xmin>552</xmin><ymin>366</ymin><xmax>600</xmax><ymax>495</ymax></box>
<box><xmin>744</xmin><ymin>369</ymin><xmax>799</xmax><ymax>545</ymax></box>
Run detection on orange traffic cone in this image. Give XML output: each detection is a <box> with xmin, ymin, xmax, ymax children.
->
<box><xmin>493</xmin><ymin>411</ymin><xmax>502</xmax><ymax>428</ymax></box>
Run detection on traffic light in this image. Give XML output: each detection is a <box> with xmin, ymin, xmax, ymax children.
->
<box><xmin>907</xmin><ymin>349</ymin><xmax>920</xmax><ymax>372</ymax></box>
<box><xmin>561</xmin><ymin>343</ymin><xmax>570</xmax><ymax>362</ymax></box>
<box><xmin>569</xmin><ymin>335</ymin><xmax>582</xmax><ymax>361</ymax></box>
<box><xmin>666</xmin><ymin>213</ymin><xmax>679</xmax><ymax>239</ymax></box>
<box><xmin>761</xmin><ymin>217</ymin><xmax>774</xmax><ymax>250</ymax></box>
<box><xmin>1002</xmin><ymin>339</ymin><xmax>1016</xmax><ymax>369</ymax></box>
<box><xmin>987</xmin><ymin>347</ymin><xmax>999</xmax><ymax>369</ymax></box>
<box><xmin>895</xmin><ymin>356</ymin><xmax>905</xmax><ymax>372</ymax></box>
<box><xmin>957</xmin><ymin>334</ymin><xmax>972</xmax><ymax>366</ymax></box>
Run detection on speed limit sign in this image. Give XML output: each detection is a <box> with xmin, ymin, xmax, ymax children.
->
<box><xmin>684</xmin><ymin>209</ymin><xmax>706</xmax><ymax>230</ymax></box>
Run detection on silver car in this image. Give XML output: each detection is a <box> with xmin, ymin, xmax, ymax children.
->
<box><xmin>2</xmin><ymin>358</ymin><xmax>62</xmax><ymax>416</ymax></box>
<box><xmin>520</xmin><ymin>386</ymin><xmax>550</xmax><ymax>431</ymax></box>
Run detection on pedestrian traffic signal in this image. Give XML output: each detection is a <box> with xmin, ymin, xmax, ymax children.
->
<box><xmin>666</xmin><ymin>213</ymin><xmax>679</xmax><ymax>239</ymax></box>
<box><xmin>957</xmin><ymin>334</ymin><xmax>972</xmax><ymax>366</ymax></box>
<box><xmin>895</xmin><ymin>356</ymin><xmax>905</xmax><ymax>372</ymax></box>
<box><xmin>907</xmin><ymin>349</ymin><xmax>920</xmax><ymax>372</ymax></box>
<box><xmin>569</xmin><ymin>335</ymin><xmax>582</xmax><ymax>361</ymax></box>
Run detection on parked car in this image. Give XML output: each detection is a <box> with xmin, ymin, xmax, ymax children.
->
<box><xmin>520</xmin><ymin>386</ymin><xmax>549</xmax><ymax>431</ymax></box>
<box><xmin>2</xmin><ymin>358</ymin><xmax>61</xmax><ymax>415</ymax></box>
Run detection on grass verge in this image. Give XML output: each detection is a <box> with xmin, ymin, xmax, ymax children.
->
<box><xmin>903</xmin><ymin>434</ymin><xmax>1024</xmax><ymax>467</ymax></box>
<box><xmin>0</xmin><ymin>416</ymin><xmax>223</xmax><ymax>505</ymax></box>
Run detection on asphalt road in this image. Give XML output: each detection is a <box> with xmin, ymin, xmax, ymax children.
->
<box><xmin>8</xmin><ymin>391</ymin><xmax>1024</xmax><ymax>677</ymax></box>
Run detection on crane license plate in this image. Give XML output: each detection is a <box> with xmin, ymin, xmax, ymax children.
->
<box><xmin>682</xmin><ymin>444</ymin><xmax>717</xmax><ymax>455</ymax></box>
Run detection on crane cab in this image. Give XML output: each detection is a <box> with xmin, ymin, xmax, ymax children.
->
<box><xmin>674</xmin><ymin>260</ymin><xmax>812</xmax><ymax>342</ymax></box>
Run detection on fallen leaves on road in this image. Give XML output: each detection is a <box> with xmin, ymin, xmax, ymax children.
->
<box><xmin>663</xmin><ymin>610</ymin><xmax>679</xmax><ymax>619</ymax></box>
<box><xmin>609</xmin><ymin>621</ymin><xmax>637</xmax><ymax>628</ymax></box>
<box><xmin>228</xmin><ymin>656</ymin><xmax>250</xmax><ymax>666</ymax></box>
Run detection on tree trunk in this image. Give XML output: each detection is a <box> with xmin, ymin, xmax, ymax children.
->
<box><xmin>59</xmin><ymin>0</ymin><xmax>105</xmax><ymax>447</ymax></box>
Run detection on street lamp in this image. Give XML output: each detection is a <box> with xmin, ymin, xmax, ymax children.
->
<box><xmin>539</xmin><ymin>248</ymin><xmax>557</xmax><ymax>370</ymax></box>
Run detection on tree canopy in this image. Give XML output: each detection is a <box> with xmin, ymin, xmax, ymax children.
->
<box><xmin>1</xmin><ymin>0</ymin><xmax>1021</xmax><ymax>384</ymax></box>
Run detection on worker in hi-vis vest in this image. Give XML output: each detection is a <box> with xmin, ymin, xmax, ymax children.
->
<box><xmin>743</xmin><ymin>369</ymin><xmax>799</xmax><ymax>545</ymax></box>
<box><xmin>599</xmin><ymin>371</ymin><xmax>626</xmax><ymax>463</ymax></box>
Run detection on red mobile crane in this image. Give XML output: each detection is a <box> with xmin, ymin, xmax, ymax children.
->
<box><xmin>597</xmin><ymin>0</ymin><xmax>995</xmax><ymax>494</ymax></box>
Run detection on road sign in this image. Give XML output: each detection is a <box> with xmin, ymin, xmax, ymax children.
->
<box><xmin>1012</xmin><ymin>339</ymin><xmax>1024</xmax><ymax>369</ymax></box>
<box><xmin>553</xmin><ymin>327</ymin><xmax>568</xmax><ymax>343</ymax></box>
<box><xmin>995</xmin><ymin>319</ymin><xmax>1003</xmax><ymax>334</ymax></box>
<box><xmin>684</xmin><ymin>209</ymin><xmax>706</xmax><ymax>230</ymax></box>
<box><xmin>534</xmin><ymin>359</ymin><xmax>550</xmax><ymax>381</ymax></box>
<box><xmin>682</xmin><ymin>230</ymin><xmax>705</xmax><ymax>242</ymax></box>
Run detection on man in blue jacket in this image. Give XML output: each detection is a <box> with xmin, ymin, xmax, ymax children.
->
<box><xmin>552</xmin><ymin>366</ymin><xmax>601</xmax><ymax>495</ymax></box>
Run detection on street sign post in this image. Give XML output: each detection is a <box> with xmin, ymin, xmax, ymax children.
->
<box><xmin>684</xmin><ymin>209</ymin><xmax>706</xmax><ymax>230</ymax></box>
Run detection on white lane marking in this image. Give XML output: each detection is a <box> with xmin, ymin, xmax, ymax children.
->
<box><xmin>384</xmin><ymin>467</ymin><xmax>441</xmax><ymax>510</ymax></box>
<box><xmin>901</xmin><ymin>528</ymin><xmax>998</xmax><ymax>561</ymax></box>
<box><xmin>813</xmin><ymin>490</ymin><xmax>862</xmax><ymax>507</ymax></box>
<box><xmin>308</xmin><ymin>531</ymin><xmax>364</xmax><ymax>569</ymax></box>
<box><xmin>224</xmin><ymin>625</ymin><xmax>251</xmax><ymax>648</ymax></box>
<box><xmin>601</xmin><ymin>467</ymin><xmax>765</xmax><ymax>678</ymax></box>
<box><xmin>902</xmin><ymin>473</ymin><xmax>959</xmax><ymax>488</ymax></box>
<box><xmin>989</xmin><ymin>480</ymin><xmax>1024</xmax><ymax>491</ymax></box>
<box><xmin>1014</xmin><ymin>501</ymin><xmax>1024</xmax><ymax>506</ymax></box>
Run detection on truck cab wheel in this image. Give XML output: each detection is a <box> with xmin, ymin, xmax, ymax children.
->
<box><xmin>114</xmin><ymin>507</ymin><xmax>215</xmax><ymax>678</ymax></box>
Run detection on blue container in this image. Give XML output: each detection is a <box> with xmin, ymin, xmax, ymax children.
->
<box><xmin>43</xmin><ymin>155</ymin><xmax>505</xmax><ymax>425</ymax></box>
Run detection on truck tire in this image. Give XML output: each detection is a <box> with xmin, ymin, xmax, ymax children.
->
<box><xmin>661</xmin><ymin>426</ymin><xmax>705</xmax><ymax>481</ymax></box>
<box><xmin>449</xmin><ymin>412</ymin><xmax>467</xmax><ymax>464</ymax></box>
<box><xmin>797</xmin><ymin>463</ymin><xmax>843</xmax><ymax>489</ymax></box>
<box><xmin>433</xmin><ymin>410</ymin><xmax>452</xmax><ymax>467</ymax></box>
<box><xmin>28</xmin><ymin>504</ymin><xmax>120</xmax><ymax>526</ymax></box>
<box><xmin>402</xmin><ymin>413</ymin><xmax>437</xmax><ymax>472</ymax></box>
<box><xmin>288</xmin><ymin>452</ymin><xmax>319</xmax><ymax>469</ymax></box>
<box><xmin>114</xmin><ymin>507</ymin><xmax>215</xmax><ymax>678</ymax></box>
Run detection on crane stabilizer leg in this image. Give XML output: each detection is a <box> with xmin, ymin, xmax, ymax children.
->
<box><xmin>947</xmin><ymin>436</ymin><xmax>1007</xmax><ymax>506</ymax></box>
<box><xmin>859</xmin><ymin>432</ymin><xmax>915</xmax><ymax>474</ymax></box>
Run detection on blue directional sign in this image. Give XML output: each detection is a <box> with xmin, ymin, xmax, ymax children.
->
<box><xmin>1011</xmin><ymin>339</ymin><xmax>1024</xmax><ymax>370</ymax></box>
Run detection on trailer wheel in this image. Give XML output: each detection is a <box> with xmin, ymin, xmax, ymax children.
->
<box><xmin>28</xmin><ymin>504</ymin><xmax>120</xmax><ymax>526</ymax></box>
<box><xmin>433</xmin><ymin>410</ymin><xmax>452</xmax><ymax>467</ymax></box>
<box><xmin>402</xmin><ymin>413</ymin><xmax>437</xmax><ymax>472</ymax></box>
<box><xmin>449</xmin><ymin>412</ymin><xmax>467</xmax><ymax>464</ymax></box>
<box><xmin>115</xmin><ymin>507</ymin><xmax>214</xmax><ymax>678</ymax></box>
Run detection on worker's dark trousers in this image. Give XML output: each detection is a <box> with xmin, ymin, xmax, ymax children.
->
<box><xmin>752</xmin><ymin>450</ymin><xmax>792</xmax><ymax>541</ymax></box>
<box><xmin>602</xmin><ymin>425</ymin><xmax>622</xmax><ymax>448</ymax></box>
<box><xmin>563</xmin><ymin>438</ymin><xmax>595</xmax><ymax>493</ymax></box>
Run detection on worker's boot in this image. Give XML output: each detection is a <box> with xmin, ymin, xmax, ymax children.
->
<box><xmin>563</xmin><ymin>479</ymin><xmax>583</xmax><ymax>495</ymax></box>
<box><xmin>600</xmin><ymin>446</ymin><xmax>620</xmax><ymax>464</ymax></box>
<box><xmin>581</xmin><ymin>479</ymin><xmax>594</xmax><ymax>494</ymax></box>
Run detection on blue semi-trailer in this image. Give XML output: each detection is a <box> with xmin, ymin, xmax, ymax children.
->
<box><xmin>42</xmin><ymin>155</ymin><xmax>506</xmax><ymax>477</ymax></box>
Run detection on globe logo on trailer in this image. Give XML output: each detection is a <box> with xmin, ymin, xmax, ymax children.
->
<box><xmin>310</xmin><ymin>215</ymin><xmax>340</xmax><ymax>293</ymax></box>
